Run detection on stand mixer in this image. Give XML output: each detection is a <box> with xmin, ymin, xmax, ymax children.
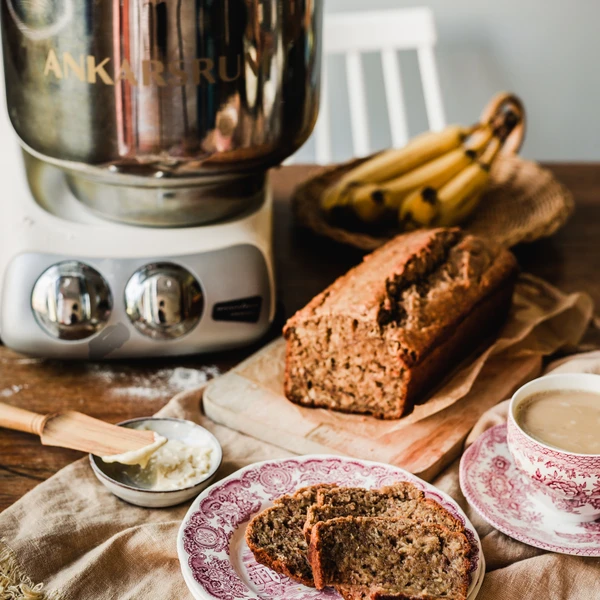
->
<box><xmin>0</xmin><ymin>0</ymin><xmax>322</xmax><ymax>359</ymax></box>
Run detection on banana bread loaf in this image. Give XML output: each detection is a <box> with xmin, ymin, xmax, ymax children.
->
<box><xmin>283</xmin><ymin>228</ymin><xmax>517</xmax><ymax>419</ymax></box>
<box><xmin>308</xmin><ymin>516</ymin><xmax>471</xmax><ymax>599</ymax></box>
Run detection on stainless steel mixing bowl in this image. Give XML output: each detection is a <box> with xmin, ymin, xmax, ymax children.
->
<box><xmin>1</xmin><ymin>0</ymin><xmax>323</xmax><ymax>226</ymax></box>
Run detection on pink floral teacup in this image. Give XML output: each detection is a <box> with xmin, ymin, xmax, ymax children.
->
<box><xmin>507</xmin><ymin>373</ymin><xmax>600</xmax><ymax>523</ymax></box>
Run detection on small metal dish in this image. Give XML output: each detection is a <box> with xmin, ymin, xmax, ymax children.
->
<box><xmin>89</xmin><ymin>417</ymin><xmax>223</xmax><ymax>508</ymax></box>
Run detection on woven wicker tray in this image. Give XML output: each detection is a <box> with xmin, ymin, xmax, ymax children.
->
<box><xmin>292</xmin><ymin>154</ymin><xmax>574</xmax><ymax>250</ymax></box>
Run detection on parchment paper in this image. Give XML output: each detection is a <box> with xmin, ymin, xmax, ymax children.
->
<box><xmin>236</xmin><ymin>274</ymin><xmax>594</xmax><ymax>430</ymax></box>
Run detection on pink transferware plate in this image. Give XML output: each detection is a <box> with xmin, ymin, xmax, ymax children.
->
<box><xmin>177</xmin><ymin>455</ymin><xmax>484</xmax><ymax>600</ymax></box>
<box><xmin>460</xmin><ymin>424</ymin><xmax>600</xmax><ymax>556</ymax></box>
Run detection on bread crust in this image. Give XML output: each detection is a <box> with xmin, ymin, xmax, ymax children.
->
<box><xmin>336</xmin><ymin>584</ymin><xmax>371</xmax><ymax>599</ymax></box>
<box><xmin>244</xmin><ymin>537</ymin><xmax>315</xmax><ymax>586</ymax></box>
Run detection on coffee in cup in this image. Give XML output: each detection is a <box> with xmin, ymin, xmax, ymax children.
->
<box><xmin>514</xmin><ymin>389</ymin><xmax>600</xmax><ymax>455</ymax></box>
<box><xmin>507</xmin><ymin>373</ymin><xmax>600</xmax><ymax>522</ymax></box>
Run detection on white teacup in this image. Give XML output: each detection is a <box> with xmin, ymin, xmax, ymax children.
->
<box><xmin>507</xmin><ymin>373</ymin><xmax>600</xmax><ymax>522</ymax></box>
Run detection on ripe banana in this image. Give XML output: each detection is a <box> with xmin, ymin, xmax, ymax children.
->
<box><xmin>349</xmin><ymin>187</ymin><xmax>387</xmax><ymax>223</ymax></box>
<box><xmin>319</xmin><ymin>93</ymin><xmax>524</xmax><ymax>230</ymax></box>
<box><xmin>438</xmin><ymin>187</ymin><xmax>486</xmax><ymax>227</ymax></box>
<box><xmin>435</xmin><ymin>138</ymin><xmax>501</xmax><ymax>226</ymax></box>
<box><xmin>434</xmin><ymin>166</ymin><xmax>489</xmax><ymax>227</ymax></box>
<box><xmin>399</xmin><ymin>186</ymin><xmax>438</xmax><ymax>228</ymax></box>
<box><xmin>464</xmin><ymin>124</ymin><xmax>494</xmax><ymax>153</ymax></box>
<box><xmin>345</xmin><ymin>124</ymin><xmax>493</xmax><ymax>214</ymax></box>
<box><xmin>400</xmin><ymin>136</ymin><xmax>501</xmax><ymax>228</ymax></box>
<box><xmin>378</xmin><ymin>147</ymin><xmax>477</xmax><ymax>209</ymax></box>
<box><xmin>321</xmin><ymin>124</ymin><xmax>472</xmax><ymax>212</ymax></box>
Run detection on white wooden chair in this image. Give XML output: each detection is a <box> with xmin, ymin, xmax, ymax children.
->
<box><xmin>295</xmin><ymin>7</ymin><xmax>446</xmax><ymax>164</ymax></box>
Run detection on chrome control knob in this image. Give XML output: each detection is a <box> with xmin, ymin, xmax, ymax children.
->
<box><xmin>125</xmin><ymin>263</ymin><xmax>203</xmax><ymax>340</ymax></box>
<box><xmin>31</xmin><ymin>262</ymin><xmax>113</xmax><ymax>340</ymax></box>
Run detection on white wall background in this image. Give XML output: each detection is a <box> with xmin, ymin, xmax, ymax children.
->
<box><xmin>297</xmin><ymin>1</ymin><xmax>600</xmax><ymax>163</ymax></box>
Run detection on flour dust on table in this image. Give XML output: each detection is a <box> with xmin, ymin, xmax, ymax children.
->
<box><xmin>84</xmin><ymin>365</ymin><xmax>222</xmax><ymax>401</ymax></box>
<box><xmin>0</xmin><ymin>384</ymin><xmax>28</xmax><ymax>398</ymax></box>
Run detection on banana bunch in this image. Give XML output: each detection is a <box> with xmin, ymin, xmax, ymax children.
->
<box><xmin>320</xmin><ymin>94</ymin><xmax>524</xmax><ymax>229</ymax></box>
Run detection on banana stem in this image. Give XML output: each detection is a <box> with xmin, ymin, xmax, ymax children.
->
<box><xmin>478</xmin><ymin>137</ymin><xmax>503</xmax><ymax>169</ymax></box>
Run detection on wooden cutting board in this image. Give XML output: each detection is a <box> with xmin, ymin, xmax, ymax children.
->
<box><xmin>204</xmin><ymin>338</ymin><xmax>541</xmax><ymax>481</ymax></box>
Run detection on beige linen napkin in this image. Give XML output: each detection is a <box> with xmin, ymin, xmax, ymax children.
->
<box><xmin>0</xmin><ymin>390</ymin><xmax>293</xmax><ymax>600</ymax></box>
<box><xmin>2</xmin><ymin>354</ymin><xmax>600</xmax><ymax>600</ymax></box>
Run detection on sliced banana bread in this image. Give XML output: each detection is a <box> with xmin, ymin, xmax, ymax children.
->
<box><xmin>283</xmin><ymin>227</ymin><xmax>518</xmax><ymax>418</ymax></box>
<box><xmin>303</xmin><ymin>483</ymin><xmax>463</xmax><ymax>541</ymax></box>
<box><xmin>245</xmin><ymin>484</ymin><xmax>334</xmax><ymax>586</ymax></box>
<box><xmin>308</xmin><ymin>516</ymin><xmax>471</xmax><ymax>599</ymax></box>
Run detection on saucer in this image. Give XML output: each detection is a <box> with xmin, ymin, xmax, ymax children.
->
<box><xmin>460</xmin><ymin>424</ymin><xmax>600</xmax><ymax>556</ymax></box>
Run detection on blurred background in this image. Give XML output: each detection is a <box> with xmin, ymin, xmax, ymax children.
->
<box><xmin>296</xmin><ymin>1</ymin><xmax>599</xmax><ymax>163</ymax></box>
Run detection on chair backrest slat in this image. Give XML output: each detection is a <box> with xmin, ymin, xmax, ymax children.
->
<box><xmin>380</xmin><ymin>48</ymin><xmax>409</xmax><ymax>148</ymax></box>
<box><xmin>417</xmin><ymin>44</ymin><xmax>446</xmax><ymax>131</ymax></box>
<box><xmin>292</xmin><ymin>7</ymin><xmax>446</xmax><ymax>164</ymax></box>
<box><xmin>345</xmin><ymin>50</ymin><xmax>370</xmax><ymax>157</ymax></box>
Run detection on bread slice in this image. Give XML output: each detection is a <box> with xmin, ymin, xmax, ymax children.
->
<box><xmin>304</xmin><ymin>483</ymin><xmax>464</xmax><ymax>541</ymax></box>
<box><xmin>308</xmin><ymin>516</ymin><xmax>471</xmax><ymax>599</ymax></box>
<box><xmin>245</xmin><ymin>484</ymin><xmax>334</xmax><ymax>586</ymax></box>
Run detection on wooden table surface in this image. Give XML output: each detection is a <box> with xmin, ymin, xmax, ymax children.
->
<box><xmin>1</xmin><ymin>163</ymin><xmax>599</xmax><ymax>512</ymax></box>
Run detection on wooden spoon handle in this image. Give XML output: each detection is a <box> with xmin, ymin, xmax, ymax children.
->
<box><xmin>0</xmin><ymin>402</ymin><xmax>48</xmax><ymax>436</ymax></box>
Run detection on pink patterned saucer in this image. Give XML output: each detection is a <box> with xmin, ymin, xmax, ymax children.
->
<box><xmin>460</xmin><ymin>424</ymin><xmax>600</xmax><ymax>556</ymax></box>
<box><xmin>177</xmin><ymin>455</ymin><xmax>484</xmax><ymax>600</ymax></box>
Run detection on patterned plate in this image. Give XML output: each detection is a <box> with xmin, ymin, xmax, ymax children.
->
<box><xmin>460</xmin><ymin>425</ymin><xmax>600</xmax><ymax>556</ymax></box>
<box><xmin>468</xmin><ymin>554</ymin><xmax>486</xmax><ymax>600</ymax></box>
<box><xmin>177</xmin><ymin>455</ymin><xmax>484</xmax><ymax>600</ymax></box>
